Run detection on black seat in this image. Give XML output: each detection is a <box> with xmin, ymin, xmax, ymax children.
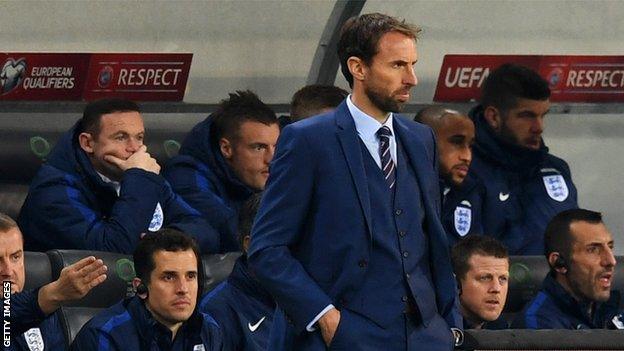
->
<box><xmin>504</xmin><ymin>256</ymin><xmax>551</xmax><ymax>315</ymax></box>
<box><xmin>57</xmin><ymin>306</ymin><xmax>102</xmax><ymax>348</ymax></box>
<box><xmin>47</xmin><ymin>250</ymin><xmax>135</xmax><ymax>308</ymax></box>
<box><xmin>202</xmin><ymin>252</ymin><xmax>241</xmax><ymax>293</ymax></box>
<box><xmin>24</xmin><ymin>251</ymin><xmax>53</xmax><ymax>291</ymax></box>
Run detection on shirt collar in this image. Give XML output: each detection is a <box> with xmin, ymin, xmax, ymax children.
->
<box><xmin>346</xmin><ymin>94</ymin><xmax>395</xmax><ymax>142</ymax></box>
<box><xmin>97</xmin><ymin>172</ymin><xmax>121</xmax><ymax>195</ymax></box>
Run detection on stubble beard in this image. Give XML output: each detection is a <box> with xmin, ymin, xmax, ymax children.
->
<box><xmin>365</xmin><ymin>85</ymin><xmax>403</xmax><ymax>114</ymax></box>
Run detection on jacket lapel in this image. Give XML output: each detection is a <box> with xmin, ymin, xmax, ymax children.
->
<box><xmin>393</xmin><ymin>117</ymin><xmax>440</xmax><ymax>213</ymax></box>
<box><xmin>335</xmin><ymin>103</ymin><xmax>373</xmax><ymax>241</ymax></box>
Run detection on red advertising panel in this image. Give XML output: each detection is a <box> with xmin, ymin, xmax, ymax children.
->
<box><xmin>0</xmin><ymin>53</ymin><xmax>90</xmax><ymax>100</ymax></box>
<box><xmin>434</xmin><ymin>55</ymin><xmax>624</xmax><ymax>103</ymax></box>
<box><xmin>83</xmin><ymin>53</ymin><xmax>192</xmax><ymax>101</ymax></box>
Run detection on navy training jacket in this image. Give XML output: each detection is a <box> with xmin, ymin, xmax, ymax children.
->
<box><xmin>7</xmin><ymin>289</ymin><xmax>65</xmax><ymax>351</ymax></box>
<box><xmin>18</xmin><ymin>123</ymin><xmax>219</xmax><ymax>254</ymax></box>
<box><xmin>71</xmin><ymin>296</ymin><xmax>223</xmax><ymax>350</ymax></box>
<box><xmin>512</xmin><ymin>273</ymin><xmax>622</xmax><ymax>329</ymax></box>
<box><xmin>468</xmin><ymin>106</ymin><xmax>578</xmax><ymax>255</ymax></box>
<box><xmin>199</xmin><ymin>256</ymin><xmax>275</xmax><ymax>351</ymax></box>
<box><xmin>163</xmin><ymin>116</ymin><xmax>256</xmax><ymax>252</ymax></box>
<box><xmin>441</xmin><ymin>175</ymin><xmax>486</xmax><ymax>247</ymax></box>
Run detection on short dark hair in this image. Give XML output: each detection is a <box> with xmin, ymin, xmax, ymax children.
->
<box><xmin>337</xmin><ymin>13</ymin><xmax>421</xmax><ymax>88</ymax></box>
<box><xmin>451</xmin><ymin>235</ymin><xmax>509</xmax><ymax>280</ymax></box>
<box><xmin>481</xmin><ymin>63</ymin><xmax>550</xmax><ymax>113</ymax></box>
<box><xmin>78</xmin><ymin>98</ymin><xmax>140</xmax><ymax>136</ymax></box>
<box><xmin>544</xmin><ymin>209</ymin><xmax>603</xmax><ymax>261</ymax></box>
<box><xmin>133</xmin><ymin>228</ymin><xmax>202</xmax><ymax>290</ymax></box>
<box><xmin>289</xmin><ymin>85</ymin><xmax>348</xmax><ymax>121</ymax></box>
<box><xmin>238</xmin><ymin>192</ymin><xmax>263</xmax><ymax>248</ymax></box>
<box><xmin>0</xmin><ymin>212</ymin><xmax>18</xmax><ymax>233</ymax></box>
<box><xmin>209</xmin><ymin>90</ymin><xmax>277</xmax><ymax>146</ymax></box>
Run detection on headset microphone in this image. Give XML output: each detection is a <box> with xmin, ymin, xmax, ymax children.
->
<box><xmin>136</xmin><ymin>283</ymin><xmax>148</xmax><ymax>296</ymax></box>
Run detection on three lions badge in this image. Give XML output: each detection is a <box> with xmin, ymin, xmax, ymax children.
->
<box><xmin>541</xmin><ymin>168</ymin><xmax>569</xmax><ymax>202</ymax></box>
<box><xmin>454</xmin><ymin>200</ymin><xmax>472</xmax><ymax>237</ymax></box>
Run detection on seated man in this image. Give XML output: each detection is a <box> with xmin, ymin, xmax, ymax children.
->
<box><xmin>468</xmin><ymin>63</ymin><xmax>578</xmax><ymax>255</ymax></box>
<box><xmin>200</xmin><ymin>192</ymin><xmax>275</xmax><ymax>350</ymax></box>
<box><xmin>72</xmin><ymin>228</ymin><xmax>223</xmax><ymax>350</ymax></box>
<box><xmin>164</xmin><ymin>90</ymin><xmax>279</xmax><ymax>251</ymax></box>
<box><xmin>1</xmin><ymin>213</ymin><xmax>107</xmax><ymax>350</ymax></box>
<box><xmin>451</xmin><ymin>235</ymin><xmax>509</xmax><ymax>329</ymax></box>
<box><xmin>19</xmin><ymin>98</ymin><xmax>218</xmax><ymax>254</ymax></box>
<box><xmin>415</xmin><ymin>106</ymin><xmax>483</xmax><ymax>245</ymax></box>
<box><xmin>289</xmin><ymin>84</ymin><xmax>348</xmax><ymax>122</ymax></box>
<box><xmin>513</xmin><ymin>209</ymin><xmax>621</xmax><ymax>329</ymax></box>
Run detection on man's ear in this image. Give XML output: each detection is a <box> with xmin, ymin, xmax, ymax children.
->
<box><xmin>547</xmin><ymin>252</ymin><xmax>567</xmax><ymax>275</ymax></box>
<box><xmin>483</xmin><ymin>106</ymin><xmax>502</xmax><ymax>131</ymax></box>
<box><xmin>347</xmin><ymin>56</ymin><xmax>366</xmax><ymax>83</ymax></box>
<box><xmin>78</xmin><ymin>132</ymin><xmax>95</xmax><ymax>154</ymax></box>
<box><xmin>219</xmin><ymin>137</ymin><xmax>232</xmax><ymax>160</ymax></box>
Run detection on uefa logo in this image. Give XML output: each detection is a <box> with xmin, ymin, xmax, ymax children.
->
<box><xmin>98</xmin><ymin>65</ymin><xmax>114</xmax><ymax>88</ymax></box>
<box><xmin>547</xmin><ymin>67</ymin><xmax>564</xmax><ymax>89</ymax></box>
<box><xmin>0</xmin><ymin>57</ymin><xmax>27</xmax><ymax>95</ymax></box>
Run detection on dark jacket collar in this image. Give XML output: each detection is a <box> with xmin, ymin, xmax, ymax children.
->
<box><xmin>542</xmin><ymin>273</ymin><xmax>620</xmax><ymax>328</ymax></box>
<box><xmin>126</xmin><ymin>296</ymin><xmax>204</xmax><ymax>348</ymax></box>
<box><xmin>46</xmin><ymin>122</ymin><xmax>118</xmax><ymax>194</ymax></box>
<box><xmin>469</xmin><ymin>105</ymin><xmax>549</xmax><ymax>174</ymax></box>
<box><xmin>178</xmin><ymin>115</ymin><xmax>255</xmax><ymax>201</ymax></box>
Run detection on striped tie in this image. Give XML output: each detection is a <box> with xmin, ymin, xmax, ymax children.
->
<box><xmin>377</xmin><ymin>126</ymin><xmax>396</xmax><ymax>189</ymax></box>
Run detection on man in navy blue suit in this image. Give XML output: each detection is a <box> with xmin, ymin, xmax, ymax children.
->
<box><xmin>248</xmin><ymin>13</ymin><xmax>461</xmax><ymax>351</ymax></box>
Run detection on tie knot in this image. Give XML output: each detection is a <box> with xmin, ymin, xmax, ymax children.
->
<box><xmin>377</xmin><ymin>126</ymin><xmax>392</xmax><ymax>138</ymax></box>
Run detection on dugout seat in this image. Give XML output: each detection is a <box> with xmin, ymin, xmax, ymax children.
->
<box><xmin>23</xmin><ymin>251</ymin><xmax>53</xmax><ymax>291</ymax></box>
<box><xmin>201</xmin><ymin>251</ymin><xmax>241</xmax><ymax>293</ymax></box>
<box><xmin>47</xmin><ymin>250</ymin><xmax>135</xmax><ymax>308</ymax></box>
<box><xmin>57</xmin><ymin>306</ymin><xmax>102</xmax><ymax>348</ymax></box>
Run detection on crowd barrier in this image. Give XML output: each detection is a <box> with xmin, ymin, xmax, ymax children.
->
<box><xmin>464</xmin><ymin>329</ymin><xmax>624</xmax><ymax>350</ymax></box>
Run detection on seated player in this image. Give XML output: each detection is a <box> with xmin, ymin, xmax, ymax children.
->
<box><xmin>289</xmin><ymin>84</ymin><xmax>348</xmax><ymax>122</ymax></box>
<box><xmin>1</xmin><ymin>213</ymin><xmax>107</xmax><ymax>350</ymax></box>
<box><xmin>451</xmin><ymin>235</ymin><xmax>509</xmax><ymax>329</ymax></box>
<box><xmin>19</xmin><ymin>98</ymin><xmax>219</xmax><ymax>254</ymax></box>
<box><xmin>415</xmin><ymin>106</ymin><xmax>483</xmax><ymax>246</ymax></box>
<box><xmin>164</xmin><ymin>91</ymin><xmax>279</xmax><ymax>252</ymax></box>
<box><xmin>468</xmin><ymin>64</ymin><xmax>578</xmax><ymax>255</ymax></box>
<box><xmin>200</xmin><ymin>192</ymin><xmax>275</xmax><ymax>350</ymax></box>
<box><xmin>71</xmin><ymin>228</ymin><xmax>223</xmax><ymax>350</ymax></box>
<box><xmin>513</xmin><ymin>209</ymin><xmax>622</xmax><ymax>329</ymax></box>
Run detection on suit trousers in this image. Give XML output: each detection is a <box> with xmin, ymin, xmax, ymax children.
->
<box><xmin>298</xmin><ymin>309</ymin><xmax>453</xmax><ymax>351</ymax></box>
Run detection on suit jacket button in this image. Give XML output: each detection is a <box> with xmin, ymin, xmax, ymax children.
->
<box><xmin>358</xmin><ymin>259</ymin><xmax>367</xmax><ymax>268</ymax></box>
<box><xmin>401</xmin><ymin>296</ymin><xmax>408</xmax><ymax>302</ymax></box>
<box><xmin>398</xmin><ymin>230</ymin><xmax>406</xmax><ymax>237</ymax></box>
<box><xmin>402</xmin><ymin>251</ymin><xmax>409</xmax><ymax>258</ymax></box>
<box><xmin>395</xmin><ymin>209</ymin><xmax>403</xmax><ymax>216</ymax></box>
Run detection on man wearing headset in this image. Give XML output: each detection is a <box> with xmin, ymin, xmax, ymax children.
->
<box><xmin>451</xmin><ymin>235</ymin><xmax>509</xmax><ymax>330</ymax></box>
<box><xmin>513</xmin><ymin>209</ymin><xmax>622</xmax><ymax>329</ymax></box>
<box><xmin>72</xmin><ymin>229</ymin><xmax>223</xmax><ymax>350</ymax></box>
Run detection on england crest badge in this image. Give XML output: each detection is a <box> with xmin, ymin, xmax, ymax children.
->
<box><xmin>24</xmin><ymin>327</ymin><xmax>44</xmax><ymax>351</ymax></box>
<box><xmin>454</xmin><ymin>201</ymin><xmax>472</xmax><ymax>237</ymax></box>
<box><xmin>148</xmin><ymin>202</ymin><xmax>164</xmax><ymax>232</ymax></box>
<box><xmin>542</xmin><ymin>174</ymin><xmax>569</xmax><ymax>202</ymax></box>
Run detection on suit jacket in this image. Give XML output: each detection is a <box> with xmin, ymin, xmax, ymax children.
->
<box><xmin>248</xmin><ymin>102</ymin><xmax>461</xmax><ymax>348</ymax></box>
